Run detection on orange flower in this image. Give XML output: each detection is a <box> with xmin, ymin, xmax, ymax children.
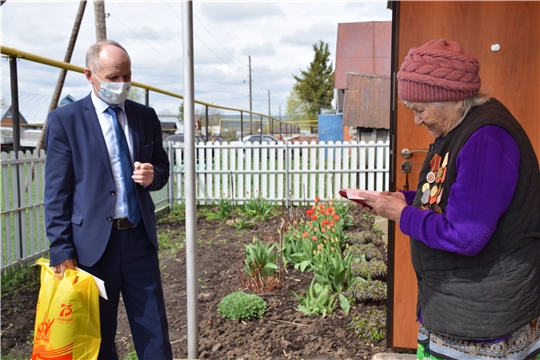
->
<box><xmin>311</xmin><ymin>235</ymin><xmax>317</xmax><ymax>241</ymax></box>
<box><xmin>315</xmin><ymin>196</ymin><xmax>320</xmax><ymax>203</ymax></box>
<box><xmin>311</xmin><ymin>215</ymin><xmax>318</xmax><ymax>221</ymax></box>
<box><xmin>317</xmin><ymin>244</ymin><xmax>323</xmax><ymax>250</ymax></box>
<box><xmin>321</xmin><ymin>228</ymin><xmax>326</xmax><ymax>233</ymax></box>
<box><xmin>302</xmin><ymin>232</ymin><xmax>308</xmax><ymax>238</ymax></box>
<box><xmin>334</xmin><ymin>215</ymin><xmax>340</xmax><ymax>221</ymax></box>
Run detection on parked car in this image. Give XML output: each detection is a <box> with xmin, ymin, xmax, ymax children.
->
<box><xmin>241</xmin><ymin>134</ymin><xmax>292</xmax><ymax>159</ymax></box>
<box><xmin>164</xmin><ymin>133</ymin><xmax>212</xmax><ymax>159</ymax></box>
<box><xmin>164</xmin><ymin>133</ymin><xmax>207</xmax><ymax>146</ymax></box>
<box><xmin>242</xmin><ymin>134</ymin><xmax>281</xmax><ymax>144</ymax></box>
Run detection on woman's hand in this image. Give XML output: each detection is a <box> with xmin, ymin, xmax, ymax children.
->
<box><xmin>361</xmin><ymin>191</ymin><xmax>407</xmax><ymax>222</ymax></box>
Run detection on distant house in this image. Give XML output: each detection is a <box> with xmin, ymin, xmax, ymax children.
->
<box><xmin>334</xmin><ymin>21</ymin><xmax>391</xmax><ymax>142</ymax></box>
<box><xmin>1</xmin><ymin>94</ymin><xmax>76</xmax><ymax>150</ymax></box>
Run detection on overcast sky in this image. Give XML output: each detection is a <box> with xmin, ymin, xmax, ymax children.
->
<box><xmin>1</xmin><ymin>0</ymin><xmax>392</xmax><ymax>118</ymax></box>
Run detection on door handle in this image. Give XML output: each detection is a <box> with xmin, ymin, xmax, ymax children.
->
<box><xmin>401</xmin><ymin>148</ymin><xmax>428</xmax><ymax>159</ymax></box>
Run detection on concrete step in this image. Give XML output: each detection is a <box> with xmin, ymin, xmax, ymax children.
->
<box><xmin>372</xmin><ymin>353</ymin><xmax>417</xmax><ymax>360</ymax></box>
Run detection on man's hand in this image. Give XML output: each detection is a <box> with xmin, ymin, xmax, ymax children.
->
<box><xmin>362</xmin><ymin>191</ymin><xmax>407</xmax><ymax>222</ymax></box>
<box><xmin>133</xmin><ymin>161</ymin><xmax>154</xmax><ymax>187</ymax></box>
<box><xmin>52</xmin><ymin>259</ymin><xmax>77</xmax><ymax>274</ymax></box>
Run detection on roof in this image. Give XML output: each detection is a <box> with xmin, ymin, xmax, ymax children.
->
<box><xmin>1</xmin><ymin>94</ymin><xmax>76</xmax><ymax>125</ymax></box>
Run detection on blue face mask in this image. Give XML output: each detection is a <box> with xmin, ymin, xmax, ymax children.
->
<box><xmin>93</xmin><ymin>73</ymin><xmax>131</xmax><ymax>105</ymax></box>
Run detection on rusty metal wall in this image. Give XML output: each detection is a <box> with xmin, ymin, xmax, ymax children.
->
<box><xmin>342</xmin><ymin>73</ymin><xmax>390</xmax><ymax>129</ymax></box>
<box><xmin>334</xmin><ymin>21</ymin><xmax>392</xmax><ymax>90</ymax></box>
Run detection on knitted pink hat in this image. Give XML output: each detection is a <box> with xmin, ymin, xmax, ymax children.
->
<box><xmin>397</xmin><ymin>39</ymin><xmax>481</xmax><ymax>102</ymax></box>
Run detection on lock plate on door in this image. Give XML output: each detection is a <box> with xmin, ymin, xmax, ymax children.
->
<box><xmin>401</xmin><ymin>161</ymin><xmax>412</xmax><ymax>190</ymax></box>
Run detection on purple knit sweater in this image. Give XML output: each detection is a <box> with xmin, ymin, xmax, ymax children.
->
<box><xmin>400</xmin><ymin>125</ymin><xmax>520</xmax><ymax>256</ymax></box>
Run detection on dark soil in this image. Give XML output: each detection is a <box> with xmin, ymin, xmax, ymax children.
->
<box><xmin>2</xmin><ymin>204</ymin><xmax>411</xmax><ymax>359</ymax></box>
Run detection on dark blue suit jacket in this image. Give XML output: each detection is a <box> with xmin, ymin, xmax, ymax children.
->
<box><xmin>44</xmin><ymin>94</ymin><xmax>169</xmax><ymax>267</ymax></box>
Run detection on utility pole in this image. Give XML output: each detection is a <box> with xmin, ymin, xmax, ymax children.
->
<box><xmin>249</xmin><ymin>55</ymin><xmax>252</xmax><ymax>134</ymax></box>
<box><xmin>37</xmin><ymin>0</ymin><xmax>87</xmax><ymax>153</ymax></box>
<box><xmin>268</xmin><ymin>90</ymin><xmax>271</xmax><ymax>117</ymax></box>
<box><xmin>94</xmin><ymin>0</ymin><xmax>107</xmax><ymax>41</ymax></box>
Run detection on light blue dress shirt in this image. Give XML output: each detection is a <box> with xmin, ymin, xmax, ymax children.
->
<box><xmin>91</xmin><ymin>92</ymin><xmax>134</xmax><ymax>220</ymax></box>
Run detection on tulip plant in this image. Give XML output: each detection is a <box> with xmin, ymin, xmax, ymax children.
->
<box><xmin>284</xmin><ymin>197</ymin><xmax>361</xmax><ymax>316</ymax></box>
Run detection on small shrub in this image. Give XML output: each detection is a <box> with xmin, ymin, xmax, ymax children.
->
<box><xmin>345</xmin><ymin>279</ymin><xmax>387</xmax><ymax>302</ymax></box>
<box><xmin>349</xmin><ymin>309</ymin><xmax>386</xmax><ymax>341</ymax></box>
<box><xmin>348</xmin><ymin>243</ymin><xmax>382</xmax><ymax>261</ymax></box>
<box><xmin>217</xmin><ymin>292</ymin><xmax>267</xmax><ymax>321</ymax></box>
<box><xmin>350</xmin><ymin>258</ymin><xmax>387</xmax><ymax>280</ymax></box>
<box><xmin>346</xmin><ymin>230</ymin><xmax>381</xmax><ymax>246</ymax></box>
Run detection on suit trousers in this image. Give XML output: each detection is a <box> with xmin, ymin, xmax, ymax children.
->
<box><xmin>79</xmin><ymin>223</ymin><xmax>172</xmax><ymax>360</ymax></box>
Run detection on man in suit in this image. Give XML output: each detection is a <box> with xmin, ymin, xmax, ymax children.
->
<box><xmin>44</xmin><ymin>40</ymin><xmax>172</xmax><ymax>359</ymax></box>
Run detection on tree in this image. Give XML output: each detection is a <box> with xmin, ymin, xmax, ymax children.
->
<box><xmin>177</xmin><ymin>101</ymin><xmax>184</xmax><ymax>125</ymax></box>
<box><xmin>292</xmin><ymin>40</ymin><xmax>335</xmax><ymax>120</ymax></box>
<box><xmin>128</xmin><ymin>87</ymin><xmax>144</xmax><ymax>103</ymax></box>
<box><xmin>195</xmin><ymin>105</ymin><xmax>221</xmax><ymax>128</ymax></box>
<box><xmin>285</xmin><ymin>87</ymin><xmax>308</xmax><ymax>122</ymax></box>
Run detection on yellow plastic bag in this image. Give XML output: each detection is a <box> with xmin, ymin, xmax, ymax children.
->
<box><xmin>32</xmin><ymin>258</ymin><xmax>101</xmax><ymax>360</ymax></box>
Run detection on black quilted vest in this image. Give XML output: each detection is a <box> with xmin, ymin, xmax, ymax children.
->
<box><xmin>410</xmin><ymin>98</ymin><xmax>540</xmax><ymax>339</ymax></box>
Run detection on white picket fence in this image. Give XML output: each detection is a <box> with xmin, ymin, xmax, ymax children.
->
<box><xmin>171</xmin><ymin>140</ymin><xmax>390</xmax><ymax>206</ymax></box>
<box><xmin>1</xmin><ymin>140</ymin><xmax>389</xmax><ymax>270</ymax></box>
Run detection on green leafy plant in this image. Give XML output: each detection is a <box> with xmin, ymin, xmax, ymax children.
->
<box><xmin>226</xmin><ymin>216</ymin><xmax>256</xmax><ymax>229</ymax></box>
<box><xmin>241</xmin><ymin>237</ymin><xmax>282</xmax><ymax>293</ymax></box>
<box><xmin>216</xmin><ymin>197</ymin><xmax>233</xmax><ymax>220</ymax></box>
<box><xmin>244</xmin><ymin>237</ymin><xmax>279</xmax><ymax>277</ymax></box>
<box><xmin>293</xmin><ymin>278</ymin><xmax>349</xmax><ymax>316</ymax></box>
<box><xmin>350</xmin><ymin>258</ymin><xmax>387</xmax><ymax>280</ymax></box>
<box><xmin>345</xmin><ymin>230</ymin><xmax>382</xmax><ymax>246</ymax></box>
<box><xmin>345</xmin><ymin>278</ymin><xmax>387</xmax><ymax>302</ymax></box>
<box><xmin>217</xmin><ymin>292</ymin><xmax>267</xmax><ymax>321</ymax></box>
<box><xmin>348</xmin><ymin>243</ymin><xmax>383</xmax><ymax>261</ymax></box>
<box><xmin>283</xmin><ymin>197</ymin><xmax>347</xmax><ymax>271</ymax></box>
<box><xmin>332</xmin><ymin>199</ymin><xmax>354</xmax><ymax>228</ymax></box>
<box><xmin>243</xmin><ymin>193</ymin><xmax>274</xmax><ymax>221</ymax></box>
<box><xmin>349</xmin><ymin>309</ymin><xmax>386</xmax><ymax>341</ymax></box>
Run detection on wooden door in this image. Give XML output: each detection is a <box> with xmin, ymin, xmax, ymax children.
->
<box><xmin>389</xmin><ymin>1</ymin><xmax>540</xmax><ymax>349</ymax></box>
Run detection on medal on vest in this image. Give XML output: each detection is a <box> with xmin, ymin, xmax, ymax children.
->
<box><xmin>421</xmin><ymin>189</ymin><xmax>430</xmax><ymax>205</ymax></box>
<box><xmin>421</xmin><ymin>152</ymin><xmax>450</xmax><ymax>211</ymax></box>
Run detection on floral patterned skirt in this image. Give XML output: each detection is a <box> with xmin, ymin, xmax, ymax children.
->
<box><xmin>417</xmin><ymin>316</ymin><xmax>540</xmax><ymax>360</ymax></box>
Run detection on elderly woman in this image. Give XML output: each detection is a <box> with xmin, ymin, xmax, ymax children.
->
<box><xmin>362</xmin><ymin>39</ymin><xmax>540</xmax><ymax>360</ymax></box>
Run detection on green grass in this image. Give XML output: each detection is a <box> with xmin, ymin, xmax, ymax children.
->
<box><xmin>157</xmin><ymin>231</ymin><xmax>185</xmax><ymax>257</ymax></box>
<box><xmin>1</xmin><ymin>261</ymin><xmax>41</xmax><ymax>296</ymax></box>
